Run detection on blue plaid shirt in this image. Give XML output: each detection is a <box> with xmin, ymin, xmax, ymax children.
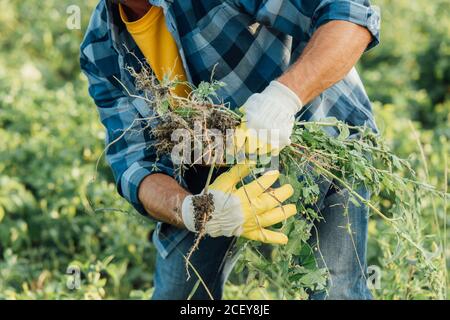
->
<box><xmin>80</xmin><ymin>0</ymin><xmax>380</xmax><ymax>258</ymax></box>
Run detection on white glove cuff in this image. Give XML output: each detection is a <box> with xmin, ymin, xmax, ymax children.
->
<box><xmin>264</xmin><ymin>80</ymin><xmax>303</xmax><ymax>114</ymax></box>
<box><xmin>181</xmin><ymin>195</ymin><xmax>197</xmax><ymax>232</ymax></box>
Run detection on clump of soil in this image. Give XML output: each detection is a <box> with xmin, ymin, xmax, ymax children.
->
<box><xmin>192</xmin><ymin>192</ymin><xmax>215</xmax><ymax>232</ymax></box>
<box><xmin>152</xmin><ymin>116</ymin><xmax>188</xmax><ymax>155</ymax></box>
<box><xmin>207</xmin><ymin>109</ymin><xmax>240</xmax><ymax>134</ymax></box>
<box><xmin>185</xmin><ymin>192</ymin><xmax>215</xmax><ymax>277</ymax></box>
<box><xmin>152</xmin><ymin>105</ymin><xmax>240</xmax><ymax>164</ymax></box>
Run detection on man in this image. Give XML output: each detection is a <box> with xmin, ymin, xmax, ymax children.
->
<box><xmin>80</xmin><ymin>0</ymin><xmax>380</xmax><ymax>299</ymax></box>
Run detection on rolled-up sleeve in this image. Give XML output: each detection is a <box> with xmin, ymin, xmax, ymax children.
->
<box><xmin>234</xmin><ymin>0</ymin><xmax>380</xmax><ymax>50</ymax></box>
<box><xmin>80</xmin><ymin>48</ymin><xmax>182</xmax><ymax>217</ymax></box>
<box><xmin>312</xmin><ymin>0</ymin><xmax>380</xmax><ymax>50</ymax></box>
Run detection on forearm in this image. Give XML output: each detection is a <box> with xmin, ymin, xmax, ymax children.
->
<box><xmin>278</xmin><ymin>20</ymin><xmax>372</xmax><ymax>105</ymax></box>
<box><xmin>138</xmin><ymin>173</ymin><xmax>191</xmax><ymax>228</ymax></box>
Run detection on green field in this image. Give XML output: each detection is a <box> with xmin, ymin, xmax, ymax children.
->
<box><xmin>0</xmin><ymin>0</ymin><xmax>448</xmax><ymax>299</ymax></box>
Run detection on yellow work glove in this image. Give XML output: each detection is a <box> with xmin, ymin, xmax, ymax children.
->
<box><xmin>232</xmin><ymin>109</ymin><xmax>279</xmax><ymax>156</ymax></box>
<box><xmin>181</xmin><ymin>164</ymin><xmax>296</xmax><ymax>244</ymax></box>
<box><xmin>231</xmin><ymin>81</ymin><xmax>303</xmax><ymax>156</ymax></box>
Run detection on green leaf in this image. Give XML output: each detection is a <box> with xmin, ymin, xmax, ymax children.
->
<box><xmin>296</xmin><ymin>243</ymin><xmax>317</xmax><ymax>269</ymax></box>
<box><xmin>285</xmin><ymin>235</ymin><xmax>302</xmax><ymax>255</ymax></box>
<box><xmin>337</xmin><ymin>125</ymin><xmax>350</xmax><ymax>141</ymax></box>
<box><xmin>299</xmin><ymin>269</ymin><xmax>326</xmax><ymax>287</ymax></box>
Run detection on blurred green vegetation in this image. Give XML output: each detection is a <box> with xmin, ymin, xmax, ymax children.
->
<box><xmin>0</xmin><ymin>0</ymin><xmax>448</xmax><ymax>299</ymax></box>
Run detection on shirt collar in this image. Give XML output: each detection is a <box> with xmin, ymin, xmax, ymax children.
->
<box><xmin>105</xmin><ymin>0</ymin><xmax>173</xmax><ymax>55</ymax></box>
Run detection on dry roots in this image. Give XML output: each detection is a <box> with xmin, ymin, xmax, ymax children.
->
<box><xmin>153</xmin><ymin>107</ymin><xmax>240</xmax><ymax>158</ymax></box>
<box><xmin>126</xmin><ymin>58</ymin><xmax>240</xmax><ymax>164</ymax></box>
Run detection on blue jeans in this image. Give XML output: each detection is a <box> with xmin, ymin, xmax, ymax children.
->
<box><xmin>151</xmin><ymin>178</ymin><xmax>372</xmax><ymax>300</ymax></box>
<box><xmin>308</xmin><ymin>182</ymin><xmax>373</xmax><ymax>300</ymax></box>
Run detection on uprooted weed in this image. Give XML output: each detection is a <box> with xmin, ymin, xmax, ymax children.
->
<box><xmin>126</xmin><ymin>62</ymin><xmax>240</xmax><ymax>162</ymax></box>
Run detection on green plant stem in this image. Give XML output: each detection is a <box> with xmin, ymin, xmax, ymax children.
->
<box><xmin>289</xmin><ymin>146</ymin><xmax>437</xmax><ymax>267</ymax></box>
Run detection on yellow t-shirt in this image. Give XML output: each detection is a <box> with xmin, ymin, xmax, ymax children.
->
<box><xmin>119</xmin><ymin>4</ymin><xmax>189</xmax><ymax>98</ymax></box>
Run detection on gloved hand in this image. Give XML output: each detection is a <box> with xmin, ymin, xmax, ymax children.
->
<box><xmin>181</xmin><ymin>164</ymin><xmax>296</xmax><ymax>244</ymax></box>
<box><xmin>233</xmin><ymin>81</ymin><xmax>303</xmax><ymax>155</ymax></box>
